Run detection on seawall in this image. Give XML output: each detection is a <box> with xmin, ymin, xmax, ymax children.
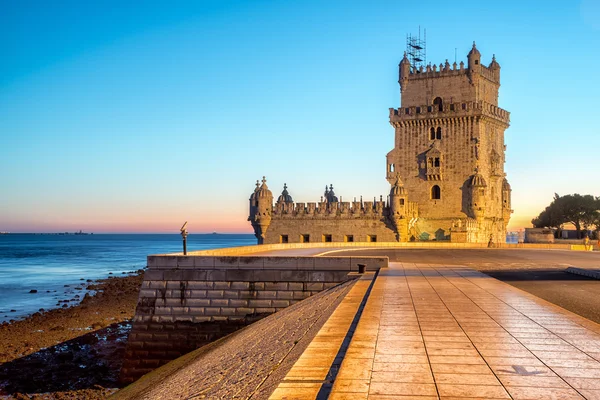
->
<box><xmin>120</xmin><ymin>253</ymin><xmax>387</xmax><ymax>383</ymax></box>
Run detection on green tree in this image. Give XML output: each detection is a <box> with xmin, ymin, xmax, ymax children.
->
<box><xmin>532</xmin><ymin>194</ymin><xmax>599</xmax><ymax>239</ymax></box>
<box><xmin>531</xmin><ymin>194</ymin><xmax>564</xmax><ymax>233</ymax></box>
<box><xmin>590</xmin><ymin>196</ymin><xmax>600</xmax><ymax>239</ymax></box>
<box><xmin>559</xmin><ymin>194</ymin><xmax>598</xmax><ymax>238</ymax></box>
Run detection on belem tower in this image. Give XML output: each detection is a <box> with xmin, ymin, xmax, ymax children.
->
<box><xmin>249</xmin><ymin>42</ymin><xmax>512</xmax><ymax>245</ymax></box>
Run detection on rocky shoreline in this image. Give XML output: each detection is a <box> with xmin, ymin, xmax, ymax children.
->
<box><xmin>0</xmin><ymin>271</ymin><xmax>144</xmax><ymax>399</ymax></box>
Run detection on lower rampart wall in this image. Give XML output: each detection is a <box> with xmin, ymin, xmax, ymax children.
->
<box><xmin>183</xmin><ymin>241</ymin><xmax>584</xmax><ymax>257</ymax></box>
<box><xmin>263</xmin><ymin>219</ymin><xmax>398</xmax><ymax>244</ymax></box>
<box><xmin>120</xmin><ymin>255</ymin><xmax>387</xmax><ymax>383</ymax></box>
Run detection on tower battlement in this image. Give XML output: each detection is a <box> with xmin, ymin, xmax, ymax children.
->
<box><xmin>272</xmin><ymin>198</ymin><xmax>418</xmax><ymax>220</ymax></box>
<box><xmin>399</xmin><ymin>43</ymin><xmax>502</xmax><ymax>107</ymax></box>
<box><xmin>404</xmin><ymin>61</ymin><xmax>500</xmax><ymax>84</ymax></box>
<box><xmin>389</xmin><ymin>100</ymin><xmax>510</xmax><ymax>126</ymax></box>
<box><xmin>249</xmin><ymin>180</ymin><xmax>418</xmax><ymax>244</ymax></box>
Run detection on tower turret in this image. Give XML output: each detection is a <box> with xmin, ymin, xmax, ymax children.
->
<box><xmin>502</xmin><ymin>177</ymin><xmax>512</xmax><ymax>222</ymax></box>
<box><xmin>489</xmin><ymin>54</ymin><xmax>500</xmax><ymax>70</ymax></box>
<box><xmin>467</xmin><ymin>41</ymin><xmax>481</xmax><ymax>72</ymax></box>
<box><xmin>469</xmin><ymin>170</ymin><xmax>487</xmax><ymax>219</ymax></box>
<box><xmin>389</xmin><ymin>174</ymin><xmax>409</xmax><ymax>241</ymax></box>
<box><xmin>488</xmin><ymin>54</ymin><xmax>501</xmax><ymax>83</ymax></box>
<box><xmin>248</xmin><ymin>179</ymin><xmax>260</xmax><ymax>221</ymax></box>
<box><xmin>249</xmin><ymin>177</ymin><xmax>273</xmax><ymax>244</ymax></box>
<box><xmin>399</xmin><ymin>52</ymin><xmax>411</xmax><ymax>93</ymax></box>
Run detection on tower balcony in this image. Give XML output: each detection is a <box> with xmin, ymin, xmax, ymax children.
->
<box><xmin>426</xmin><ymin>167</ymin><xmax>442</xmax><ymax>181</ymax></box>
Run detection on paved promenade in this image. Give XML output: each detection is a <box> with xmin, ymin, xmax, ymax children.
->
<box><xmin>271</xmin><ymin>262</ymin><xmax>600</xmax><ymax>399</ymax></box>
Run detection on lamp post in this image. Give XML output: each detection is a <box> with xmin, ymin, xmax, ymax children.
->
<box><xmin>180</xmin><ymin>221</ymin><xmax>188</xmax><ymax>255</ymax></box>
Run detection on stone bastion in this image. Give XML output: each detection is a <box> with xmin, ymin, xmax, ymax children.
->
<box><xmin>120</xmin><ymin>245</ymin><xmax>387</xmax><ymax>383</ymax></box>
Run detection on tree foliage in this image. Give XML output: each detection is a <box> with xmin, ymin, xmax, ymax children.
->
<box><xmin>532</xmin><ymin>193</ymin><xmax>600</xmax><ymax>238</ymax></box>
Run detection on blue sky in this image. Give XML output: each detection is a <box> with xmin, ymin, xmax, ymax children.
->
<box><xmin>1</xmin><ymin>0</ymin><xmax>599</xmax><ymax>233</ymax></box>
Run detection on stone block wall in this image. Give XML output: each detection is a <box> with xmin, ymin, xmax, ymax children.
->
<box><xmin>525</xmin><ymin>228</ymin><xmax>555</xmax><ymax>243</ymax></box>
<box><xmin>264</xmin><ymin>218</ymin><xmax>398</xmax><ymax>244</ymax></box>
<box><xmin>120</xmin><ymin>254</ymin><xmax>388</xmax><ymax>383</ymax></box>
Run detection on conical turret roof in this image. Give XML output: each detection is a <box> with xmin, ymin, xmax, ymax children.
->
<box><xmin>400</xmin><ymin>52</ymin><xmax>410</xmax><ymax>66</ymax></box>
<box><xmin>489</xmin><ymin>54</ymin><xmax>500</xmax><ymax>69</ymax></box>
<box><xmin>470</xmin><ymin>169</ymin><xmax>487</xmax><ymax>187</ymax></box>
<box><xmin>249</xmin><ymin>180</ymin><xmax>260</xmax><ymax>201</ymax></box>
<box><xmin>277</xmin><ymin>183</ymin><xmax>293</xmax><ymax>203</ymax></box>
<box><xmin>257</xmin><ymin>176</ymin><xmax>273</xmax><ymax>198</ymax></box>
<box><xmin>390</xmin><ymin>174</ymin><xmax>407</xmax><ymax>196</ymax></box>
<box><xmin>468</xmin><ymin>41</ymin><xmax>481</xmax><ymax>58</ymax></box>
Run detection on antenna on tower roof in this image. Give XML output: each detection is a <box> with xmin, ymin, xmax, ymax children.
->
<box><xmin>406</xmin><ymin>26</ymin><xmax>426</xmax><ymax>73</ymax></box>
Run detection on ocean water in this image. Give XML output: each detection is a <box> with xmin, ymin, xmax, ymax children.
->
<box><xmin>0</xmin><ymin>234</ymin><xmax>256</xmax><ymax>322</ymax></box>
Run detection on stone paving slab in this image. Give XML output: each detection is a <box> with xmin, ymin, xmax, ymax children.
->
<box><xmin>285</xmin><ymin>262</ymin><xmax>600</xmax><ymax>399</ymax></box>
<box><xmin>269</xmin><ymin>272</ymin><xmax>375</xmax><ymax>400</ymax></box>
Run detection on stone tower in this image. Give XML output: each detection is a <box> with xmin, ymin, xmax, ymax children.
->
<box><xmin>386</xmin><ymin>43</ymin><xmax>512</xmax><ymax>243</ymax></box>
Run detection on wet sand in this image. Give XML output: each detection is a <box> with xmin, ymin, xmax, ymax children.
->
<box><xmin>0</xmin><ymin>271</ymin><xmax>144</xmax><ymax>399</ymax></box>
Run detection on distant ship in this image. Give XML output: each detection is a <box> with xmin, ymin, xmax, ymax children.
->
<box><xmin>74</xmin><ymin>230</ymin><xmax>89</xmax><ymax>235</ymax></box>
<box><xmin>212</xmin><ymin>231</ymin><xmax>218</xmax><ymax>235</ymax></box>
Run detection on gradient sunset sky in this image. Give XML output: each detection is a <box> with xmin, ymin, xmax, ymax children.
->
<box><xmin>1</xmin><ymin>0</ymin><xmax>599</xmax><ymax>233</ymax></box>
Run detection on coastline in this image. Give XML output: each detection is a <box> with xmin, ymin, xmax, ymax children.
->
<box><xmin>0</xmin><ymin>271</ymin><xmax>144</xmax><ymax>399</ymax></box>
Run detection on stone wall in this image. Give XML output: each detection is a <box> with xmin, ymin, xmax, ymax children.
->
<box><xmin>264</xmin><ymin>218</ymin><xmax>398</xmax><ymax>244</ymax></box>
<box><xmin>120</xmin><ymin>254</ymin><xmax>388</xmax><ymax>383</ymax></box>
<box><xmin>400</xmin><ymin>70</ymin><xmax>501</xmax><ymax>107</ymax></box>
<box><xmin>525</xmin><ymin>228</ymin><xmax>555</xmax><ymax>244</ymax></box>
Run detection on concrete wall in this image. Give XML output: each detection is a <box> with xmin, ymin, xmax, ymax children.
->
<box><xmin>120</xmin><ymin>254</ymin><xmax>388</xmax><ymax>383</ymax></box>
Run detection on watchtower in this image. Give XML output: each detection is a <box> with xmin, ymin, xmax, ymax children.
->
<box><xmin>387</xmin><ymin>42</ymin><xmax>512</xmax><ymax>243</ymax></box>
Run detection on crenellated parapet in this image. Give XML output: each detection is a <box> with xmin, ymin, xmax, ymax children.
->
<box><xmin>249</xmin><ymin>179</ymin><xmax>419</xmax><ymax>243</ymax></box>
<box><xmin>402</xmin><ymin>61</ymin><xmax>499</xmax><ymax>85</ymax></box>
<box><xmin>271</xmin><ymin>192</ymin><xmax>389</xmax><ymax>219</ymax></box>
<box><xmin>274</xmin><ymin>199</ymin><xmax>391</xmax><ymax>219</ymax></box>
<box><xmin>399</xmin><ymin>43</ymin><xmax>500</xmax><ymax>90</ymax></box>
<box><xmin>389</xmin><ymin>100</ymin><xmax>510</xmax><ymax>126</ymax></box>
<box><xmin>270</xmin><ymin>183</ymin><xmax>394</xmax><ymax>220</ymax></box>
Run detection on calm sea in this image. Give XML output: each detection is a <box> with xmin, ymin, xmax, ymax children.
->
<box><xmin>0</xmin><ymin>234</ymin><xmax>255</xmax><ymax>323</ymax></box>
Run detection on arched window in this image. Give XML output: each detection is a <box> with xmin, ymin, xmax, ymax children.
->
<box><xmin>436</xmin><ymin>127</ymin><xmax>442</xmax><ymax>139</ymax></box>
<box><xmin>434</xmin><ymin>157</ymin><xmax>440</xmax><ymax>167</ymax></box>
<box><xmin>433</xmin><ymin>97</ymin><xmax>443</xmax><ymax>112</ymax></box>
<box><xmin>430</xmin><ymin>127</ymin><xmax>435</xmax><ymax>140</ymax></box>
<box><xmin>431</xmin><ymin>185</ymin><xmax>441</xmax><ymax>200</ymax></box>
